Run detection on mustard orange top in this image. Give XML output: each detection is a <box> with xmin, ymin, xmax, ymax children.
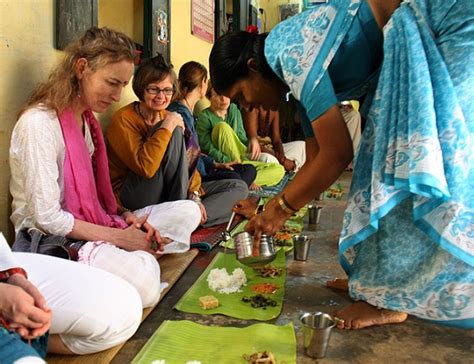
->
<box><xmin>107</xmin><ymin>102</ymin><xmax>203</xmax><ymax>204</ymax></box>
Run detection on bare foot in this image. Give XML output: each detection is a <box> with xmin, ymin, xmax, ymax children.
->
<box><xmin>334</xmin><ymin>301</ymin><xmax>408</xmax><ymax>329</ymax></box>
<box><xmin>326</xmin><ymin>278</ymin><xmax>349</xmax><ymax>291</ymax></box>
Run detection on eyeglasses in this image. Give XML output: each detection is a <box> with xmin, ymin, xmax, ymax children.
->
<box><xmin>145</xmin><ymin>87</ymin><xmax>174</xmax><ymax>96</ymax></box>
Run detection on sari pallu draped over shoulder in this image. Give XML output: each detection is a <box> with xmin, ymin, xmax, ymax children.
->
<box><xmin>268</xmin><ymin>0</ymin><xmax>473</xmax><ymax>326</ymax></box>
<box><xmin>58</xmin><ymin>109</ymin><xmax>128</xmax><ymax>229</ymax></box>
<box><xmin>337</xmin><ymin>0</ymin><xmax>474</xmax><ymax>327</ymax></box>
<box><xmin>339</xmin><ymin>0</ymin><xmax>474</xmax><ymax>270</ymax></box>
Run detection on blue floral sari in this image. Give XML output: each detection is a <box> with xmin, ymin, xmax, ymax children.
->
<box><xmin>266</xmin><ymin>0</ymin><xmax>474</xmax><ymax>328</ymax></box>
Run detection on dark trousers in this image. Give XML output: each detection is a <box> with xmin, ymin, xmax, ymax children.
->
<box><xmin>120</xmin><ymin>127</ymin><xmax>189</xmax><ymax>211</ymax></box>
<box><xmin>201</xmin><ymin>179</ymin><xmax>248</xmax><ymax>227</ymax></box>
<box><xmin>201</xmin><ymin>164</ymin><xmax>257</xmax><ymax>187</ymax></box>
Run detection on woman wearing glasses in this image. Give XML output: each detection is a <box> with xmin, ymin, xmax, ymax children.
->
<box><xmin>107</xmin><ymin>55</ymin><xmax>246</xmax><ymax>227</ymax></box>
<box><xmin>108</xmin><ymin>55</ymin><xmax>190</xmax><ymax>209</ymax></box>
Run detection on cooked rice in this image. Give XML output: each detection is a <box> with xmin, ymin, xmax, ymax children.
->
<box><xmin>207</xmin><ymin>267</ymin><xmax>247</xmax><ymax>294</ymax></box>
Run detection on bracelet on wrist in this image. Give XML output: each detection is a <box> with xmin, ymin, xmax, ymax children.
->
<box><xmin>276</xmin><ymin>196</ymin><xmax>297</xmax><ymax>215</ymax></box>
<box><xmin>0</xmin><ymin>267</ymin><xmax>28</xmax><ymax>282</ymax></box>
<box><xmin>281</xmin><ymin>194</ymin><xmax>298</xmax><ymax>213</ymax></box>
<box><xmin>189</xmin><ymin>191</ymin><xmax>202</xmax><ymax>204</ymax></box>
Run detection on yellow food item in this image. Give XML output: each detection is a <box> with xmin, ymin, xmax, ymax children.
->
<box><xmin>199</xmin><ymin>295</ymin><xmax>219</xmax><ymax>310</ymax></box>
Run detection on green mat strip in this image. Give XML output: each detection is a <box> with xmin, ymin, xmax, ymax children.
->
<box><xmin>132</xmin><ymin>320</ymin><xmax>296</xmax><ymax>364</ymax></box>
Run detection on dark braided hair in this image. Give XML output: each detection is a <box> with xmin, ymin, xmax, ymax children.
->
<box><xmin>209</xmin><ymin>31</ymin><xmax>277</xmax><ymax>94</ymax></box>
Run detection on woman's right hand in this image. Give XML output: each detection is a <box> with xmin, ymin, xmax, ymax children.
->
<box><xmin>247</xmin><ymin>137</ymin><xmax>261</xmax><ymax>160</ymax></box>
<box><xmin>245</xmin><ymin>198</ymin><xmax>292</xmax><ymax>254</ymax></box>
<box><xmin>160</xmin><ymin>111</ymin><xmax>185</xmax><ymax>133</ymax></box>
<box><xmin>197</xmin><ymin>203</ymin><xmax>208</xmax><ymax>225</ymax></box>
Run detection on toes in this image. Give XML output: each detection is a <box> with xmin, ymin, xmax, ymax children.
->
<box><xmin>343</xmin><ymin>318</ymin><xmax>353</xmax><ymax>330</ymax></box>
<box><xmin>326</xmin><ymin>278</ymin><xmax>349</xmax><ymax>290</ymax></box>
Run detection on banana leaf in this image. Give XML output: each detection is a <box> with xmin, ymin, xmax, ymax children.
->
<box><xmin>132</xmin><ymin>320</ymin><xmax>296</xmax><ymax>364</ymax></box>
<box><xmin>175</xmin><ymin>250</ymin><xmax>286</xmax><ymax>321</ymax></box>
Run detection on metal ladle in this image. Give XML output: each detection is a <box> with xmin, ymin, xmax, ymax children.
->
<box><xmin>221</xmin><ymin>211</ymin><xmax>236</xmax><ymax>242</ymax></box>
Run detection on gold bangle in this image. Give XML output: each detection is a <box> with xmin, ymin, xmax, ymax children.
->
<box><xmin>276</xmin><ymin>196</ymin><xmax>295</xmax><ymax>215</ymax></box>
<box><xmin>280</xmin><ymin>194</ymin><xmax>298</xmax><ymax>213</ymax></box>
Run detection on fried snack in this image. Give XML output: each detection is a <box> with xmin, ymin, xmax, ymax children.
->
<box><xmin>199</xmin><ymin>295</ymin><xmax>219</xmax><ymax>310</ymax></box>
<box><xmin>254</xmin><ymin>265</ymin><xmax>283</xmax><ymax>278</ymax></box>
<box><xmin>243</xmin><ymin>351</ymin><xmax>276</xmax><ymax>364</ymax></box>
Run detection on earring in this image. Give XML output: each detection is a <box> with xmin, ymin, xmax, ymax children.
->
<box><xmin>285</xmin><ymin>91</ymin><xmax>292</xmax><ymax>102</ymax></box>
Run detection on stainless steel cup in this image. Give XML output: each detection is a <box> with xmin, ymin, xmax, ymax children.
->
<box><xmin>307</xmin><ymin>205</ymin><xmax>323</xmax><ymax>228</ymax></box>
<box><xmin>293</xmin><ymin>235</ymin><xmax>311</xmax><ymax>261</ymax></box>
<box><xmin>233</xmin><ymin>232</ymin><xmax>276</xmax><ymax>267</ymax></box>
<box><xmin>300</xmin><ymin>312</ymin><xmax>336</xmax><ymax>358</ymax></box>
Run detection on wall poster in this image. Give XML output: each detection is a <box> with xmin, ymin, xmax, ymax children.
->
<box><xmin>191</xmin><ymin>0</ymin><xmax>215</xmax><ymax>44</ymax></box>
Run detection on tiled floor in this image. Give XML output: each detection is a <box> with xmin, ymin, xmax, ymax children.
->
<box><xmin>113</xmin><ymin>172</ymin><xmax>474</xmax><ymax>363</ymax></box>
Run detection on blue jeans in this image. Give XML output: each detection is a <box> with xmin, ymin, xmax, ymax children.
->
<box><xmin>0</xmin><ymin>326</ymin><xmax>48</xmax><ymax>363</ymax></box>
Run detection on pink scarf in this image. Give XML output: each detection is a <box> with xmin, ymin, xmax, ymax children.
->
<box><xmin>58</xmin><ymin>109</ymin><xmax>127</xmax><ymax>229</ymax></box>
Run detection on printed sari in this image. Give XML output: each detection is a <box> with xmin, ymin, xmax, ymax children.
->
<box><xmin>266</xmin><ymin>0</ymin><xmax>474</xmax><ymax>327</ymax></box>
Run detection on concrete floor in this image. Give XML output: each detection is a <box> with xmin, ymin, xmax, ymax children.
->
<box><xmin>113</xmin><ymin>172</ymin><xmax>474</xmax><ymax>363</ymax></box>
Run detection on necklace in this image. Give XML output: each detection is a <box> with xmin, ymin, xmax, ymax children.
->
<box><xmin>136</xmin><ymin>102</ymin><xmax>161</xmax><ymax>126</ymax></box>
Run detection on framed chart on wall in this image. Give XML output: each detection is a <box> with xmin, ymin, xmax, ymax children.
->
<box><xmin>191</xmin><ymin>0</ymin><xmax>215</xmax><ymax>43</ymax></box>
<box><xmin>144</xmin><ymin>0</ymin><xmax>171</xmax><ymax>62</ymax></box>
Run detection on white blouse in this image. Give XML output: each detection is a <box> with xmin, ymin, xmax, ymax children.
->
<box><xmin>10</xmin><ymin>106</ymin><xmax>94</xmax><ymax>236</ymax></box>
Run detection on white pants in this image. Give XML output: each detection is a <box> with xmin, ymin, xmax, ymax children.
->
<box><xmin>15</xmin><ymin>252</ymin><xmax>142</xmax><ymax>355</ymax></box>
<box><xmin>77</xmin><ymin>200</ymin><xmax>201</xmax><ymax>308</ymax></box>
<box><xmin>78</xmin><ymin>243</ymin><xmax>162</xmax><ymax>308</ymax></box>
<box><xmin>134</xmin><ymin>200</ymin><xmax>201</xmax><ymax>254</ymax></box>
<box><xmin>257</xmin><ymin>141</ymin><xmax>306</xmax><ymax>172</ymax></box>
<box><xmin>14</xmin><ymin>357</ymin><xmax>45</xmax><ymax>364</ymax></box>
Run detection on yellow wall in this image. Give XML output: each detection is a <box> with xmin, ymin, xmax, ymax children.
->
<box><xmin>97</xmin><ymin>0</ymin><xmax>143</xmax><ymax>131</ymax></box>
<box><xmin>0</xmin><ymin>0</ymin><xmax>214</xmax><ymax>242</ymax></box>
<box><xmin>0</xmin><ymin>0</ymin><xmax>62</xmax><ymax>241</ymax></box>
<box><xmin>170</xmin><ymin>0</ymin><xmax>213</xmax><ymax>72</ymax></box>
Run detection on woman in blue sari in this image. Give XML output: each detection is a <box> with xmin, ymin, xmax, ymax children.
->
<box><xmin>209</xmin><ymin>0</ymin><xmax>473</xmax><ymax>329</ymax></box>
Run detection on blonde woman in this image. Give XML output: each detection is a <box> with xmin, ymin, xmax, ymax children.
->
<box><xmin>10</xmin><ymin>27</ymin><xmax>199</xmax><ymax>353</ymax></box>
